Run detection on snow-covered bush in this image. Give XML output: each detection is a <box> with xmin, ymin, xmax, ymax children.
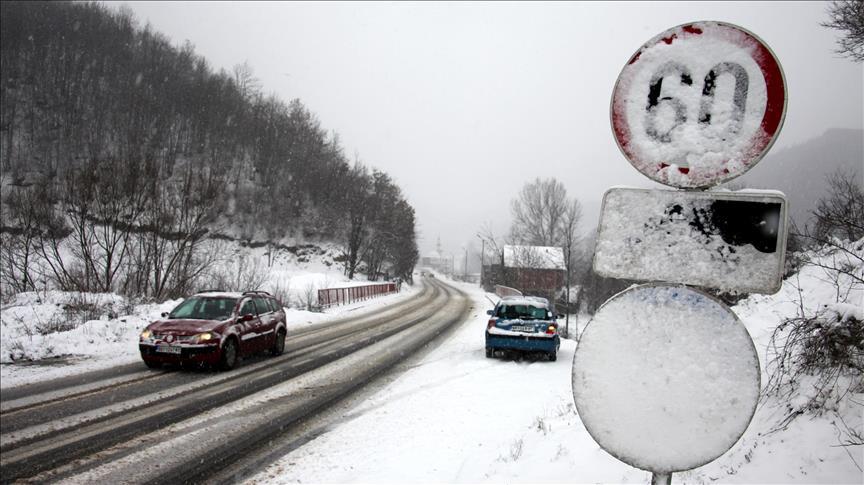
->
<box><xmin>763</xmin><ymin>237</ymin><xmax>863</xmax><ymax>443</ymax></box>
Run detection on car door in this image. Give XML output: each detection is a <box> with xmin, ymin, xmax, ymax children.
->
<box><xmin>253</xmin><ymin>296</ymin><xmax>276</xmax><ymax>348</ymax></box>
<box><xmin>237</xmin><ymin>298</ymin><xmax>263</xmax><ymax>354</ymax></box>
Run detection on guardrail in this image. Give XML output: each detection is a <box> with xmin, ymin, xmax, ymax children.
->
<box><xmin>317</xmin><ymin>283</ymin><xmax>398</xmax><ymax>308</ymax></box>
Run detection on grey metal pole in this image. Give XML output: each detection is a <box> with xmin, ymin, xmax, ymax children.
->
<box><xmin>565</xmin><ymin>246</ymin><xmax>570</xmax><ymax>338</ymax></box>
<box><xmin>464</xmin><ymin>248</ymin><xmax>468</xmax><ymax>280</ymax></box>
<box><xmin>479</xmin><ymin>239</ymin><xmax>485</xmax><ymax>288</ymax></box>
<box><xmin>651</xmin><ymin>472</ymin><xmax>672</xmax><ymax>485</ymax></box>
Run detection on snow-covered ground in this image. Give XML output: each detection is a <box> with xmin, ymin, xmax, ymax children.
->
<box><xmin>1</xmin><ymin>241</ymin><xmax>861</xmax><ymax>483</ymax></box>
<box><xmin>246</xmin><ymin>250</ymin><xmax>862</xmax><ymax>483</ymax></box>
<box><xmin>247</xmin><ymin>279</ymin><xmax>641</xmax><ymax>484</ymax></box>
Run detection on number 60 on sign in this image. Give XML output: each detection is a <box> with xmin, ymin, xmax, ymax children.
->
<box><xmin>611</xmin><ymin>22</ymin><xmax>787</xmax><ymax>189</ymax></box>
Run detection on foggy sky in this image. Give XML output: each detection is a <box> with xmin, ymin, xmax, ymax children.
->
<box><xmin>122</xmin><ymin>1</ymin><xmax>863</xmax><ymax>257</ymax></box>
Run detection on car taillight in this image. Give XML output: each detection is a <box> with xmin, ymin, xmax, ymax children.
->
<box><xmin>546</xmin><ymin>325</ymin><xmax>557</xmax><ymax>335</ymax></box>
<box><xmin>487</xmin><ymin>319</ymin><xmax>497</xmax><ymax>329</ymax></box>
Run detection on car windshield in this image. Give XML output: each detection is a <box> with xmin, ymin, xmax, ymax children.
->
<box><xmin>496</xmin><ymin>304</ymin><xmax>548</xmax><ymax>320</ymax></box>
<box><xmin>169</xmin><ymin>297</ymin><xmax>237</xmax><ymax>321</ymax></box>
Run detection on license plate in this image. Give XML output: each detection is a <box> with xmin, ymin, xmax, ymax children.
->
<box><xmin>510</xmin><ymin>325</ymin><xmax>535</xmax><ymax>333</ymax></box>
<box><xmin>156</xmin><ymin>345</ymin><xmax>182</xmax><ymax>354</ymax></box>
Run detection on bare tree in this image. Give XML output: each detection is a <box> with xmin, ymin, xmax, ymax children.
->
<box><xmin>508</xmin><ymin>177</ymin><xmax>583</xmax><ymax>319</ymax></box>
<box><xmin>339</xmin><ymin>163</ymin><xmax>372</xmax><ymax>280</ymax></box>
<box><xmin>232</xmin><ymin>60</ymin><xmax>262</xmax><ymax>101</ymax></box>
<box><xmin>0</xmin><ymin>186</ymin><xmax>45</xmax><ymax>293</ymax></box>
<box><xmin>510</xmin><ymin>178</ymin><xmax>573</xmax><ymax>247</ymax></box>
<box><xmin>823</xmin><ymin>0</ymin><xmax>864</xmax><ymax>62</ymax></box>
<box><xmin>814</xmin><ymin>170</ymin><xmax>864</xmax><ymax>242</ymax></box>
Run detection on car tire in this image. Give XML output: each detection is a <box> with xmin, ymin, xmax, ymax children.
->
<box><xmin>219</xmin><ymin>338</ymin><xmax>239</xmax><ymax>371</ymax></box>
<box><xmin>271</xmin><ymin>329</ymin><xmax>286</xmax><ymax>356</ymax></box>
<box><xmin>548</xmin><ymin>352</ymin><xmax>557</xmax><ymax>362</ymax></box>
<box><xmin>485</xmin><ymin>347</ymin><xmax>493</xmax><ymax>358</ymax></box>
<box><xmin>143</xmin><ymin>359</ymin><xmax>161</xmax><ymax>369</ymax></box>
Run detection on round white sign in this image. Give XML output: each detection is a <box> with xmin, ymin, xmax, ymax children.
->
<box><xmin>611</xmin><ymin>21</ymin><xmax>786</xmax><ymax>188</ymax></box>
<box><xmin>572</xmin><ymin>284</ymin><xmax>760</xmax><ymax>473</ymax></box>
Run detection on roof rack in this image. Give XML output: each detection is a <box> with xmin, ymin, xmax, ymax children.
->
<box><xmin>196</xmin><ymin>289</ymin><xmax>227</xmax><ymax>294</ymax></box>
<box><xmin>242</xmin><ymin>290</ymin><xmax>273</xmax><ymax>296</ymax></box>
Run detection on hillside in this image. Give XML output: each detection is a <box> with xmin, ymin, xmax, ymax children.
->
<box><xmin>0</xmin><ymin>1</ymin><xmax>419</xmax><ymax>299</ymax></box>
<box><xmin>736</xmin><ymin>128</ymin><xmax>863</xmax><ymax>229</ymax></box>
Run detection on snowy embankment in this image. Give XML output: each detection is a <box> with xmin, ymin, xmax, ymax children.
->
<box><xmin>0</xmin><ymin>242</ymin><xmax>419</xmax><ymax>389</ymax></box>
<box><xmin>249</xmin><ymin>247</ymin><xmax>862</xmax><ymax>484</ymax></box>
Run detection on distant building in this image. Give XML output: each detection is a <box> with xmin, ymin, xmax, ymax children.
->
<box><xmin>419</xmin><ymin>250</ymin><xmax>452</xmax><ymax>275</ymax></box>
<box><xmin>483</xmin><ymin>245</ymin><xmax>566</xmax><ymax>300</ymax></box>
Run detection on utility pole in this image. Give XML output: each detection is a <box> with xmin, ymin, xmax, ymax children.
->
<box><xmin>480</xmin><ymin>239</ymin><xmax>485</xmax><ymax>287</ymax></box>
<box><xmin>464</xmin><ymin>247</ymin><xmax>468</xmax><ymax>280</ymax></box>
<box><xmin>565</xmin><ymin>245</ymin><xmax>571</xmax><ymax>339</ymax></box>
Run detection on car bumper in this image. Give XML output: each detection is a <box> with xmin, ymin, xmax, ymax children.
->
<box><xmin>139</xmin><ymin>343</ymin><xmax>221</xmax><ymax>365</ymax></box>
<box><xmin>485</xmin><ymin>333</ymin><xmax>560</xmax><ymax>353</ymax></box>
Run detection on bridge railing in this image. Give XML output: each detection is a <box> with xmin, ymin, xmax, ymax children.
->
<box><xmin>317</xmin><ymin>283</ymin><xmax>398</xmax><ymax>308</ymax></box>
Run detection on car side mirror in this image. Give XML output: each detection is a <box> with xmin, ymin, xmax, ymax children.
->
<box><xmin>161</xmin><ymin>312</ymin><xmax>169</xmax><ymax>318</ymax></box>
<box><xmin>239</xmin><ymin>313</ymin><xmax>254</xmax><ymax>322</ymax></box>
<box><xmin>486</xmin><ymin>309</ymin><xmax>494</xmax><ymax>315</ymax></box>
<box><xmin>558</xmin><ymin>313</ymin><xmax>565</xmax><ymax>319</ymax></box>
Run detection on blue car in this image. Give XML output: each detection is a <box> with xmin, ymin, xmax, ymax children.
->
<box><xmin>485</xmin><ymin>296</ymin><xmax>561</xmax><ymax>361</ymax></box>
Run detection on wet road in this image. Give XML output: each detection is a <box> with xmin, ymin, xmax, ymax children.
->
<box><xmin>0</xmin><ymin>277</ymin><xmax>472</xmax><ymax>484</ymax></box>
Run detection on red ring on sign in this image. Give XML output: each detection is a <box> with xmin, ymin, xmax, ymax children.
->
<box><xmin>610</xmin><ymin>21</ymin><xmax>787</xmax><ymax>189</ymax></box>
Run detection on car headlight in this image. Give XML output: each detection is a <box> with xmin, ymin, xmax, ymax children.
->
<box><xmin>193</xmin><ymin>332</ymin><xmax>218</xmax><ymax>343</ymax></box>
<box><xmin>140</xmin><ymin>329</ymin><xmax>152</xmax><ymax>340</ymax></box>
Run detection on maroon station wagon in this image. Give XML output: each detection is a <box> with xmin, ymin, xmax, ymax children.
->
<box><xmin>139</xmin><ymin>291</ymin><xmax>287</xmax><ymax>370</ymax></box>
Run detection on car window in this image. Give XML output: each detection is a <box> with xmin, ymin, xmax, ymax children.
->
<box><xmin>239</xmin><ymin>299</ymin><xmax>257</xmax><ymax>316</ymax></box>
<box><xmin>253</xmin><ymin>297</ymin><xmax>270</xmax><ymax>314</ymax></box>
<box><xmin>496</xmin><ymin>304</ymin><xmax>547</xmax><ymax>320</ymax></box>
<box><xmin>169</xmin><ymin>297</ymin><xmax>237</xmax><ymax>320</ymax></box>
<box><xmin>269</xmin><ymin>297</ymin><xmax>282</xmax><ymax>312</ymax></box>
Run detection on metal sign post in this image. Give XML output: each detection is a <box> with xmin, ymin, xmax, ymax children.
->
<box><xmin>574</xmin><ymin>20</ymin><xmax>788</xmax><ymax>483</ymax></box>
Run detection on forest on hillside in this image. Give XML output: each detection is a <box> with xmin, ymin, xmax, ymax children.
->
<box><xmin>0</xmin><ymin>1</ymin><xmax>418</xmax><ymax>299</ymax></box>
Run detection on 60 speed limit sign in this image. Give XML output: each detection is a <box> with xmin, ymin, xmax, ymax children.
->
<box><xmin>611</xmin><ymin>22</ymin><xmax>786</xmax><ymax>188</ymax></box>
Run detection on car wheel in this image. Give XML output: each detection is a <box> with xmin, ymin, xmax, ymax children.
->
<box><xmin>485</xmin><ymin>347</ymin><xmax>493</xmax><ymax>358</ymax></box>
<box><xmin>143</xmin><ymin>359</ymin><xmax>161</xmax><ymax>369</ymax></box>
<box><xmin>219</xmin><ymin>338</ymin><xmax>239</xmax><ymax>371</ymax></box>
<box><xmin>548</xmin><ymin>351</ymin><xmax>557</xmax><ymax>362</ymax></box>
<box><xmin>271</xmin><ymin>329</ymin><xmax>286</xmax><ymax>356</ymax></box>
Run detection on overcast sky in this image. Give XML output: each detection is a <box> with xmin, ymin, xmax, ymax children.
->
<box><xmin>122</xmin><ymin>1</ymin><xmax>862</xmax><ymax>257</ymax></box>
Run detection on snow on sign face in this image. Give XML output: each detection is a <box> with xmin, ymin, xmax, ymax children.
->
<box><xmin>611</xmin><ymin>22</ymin><xmax>786</xmax><ymax>188</ymax></box>
<box><xmin>593</xmin><ymin>187</ymin><xmax>788</xmax><ymax>294</ymax></box>
<box><xmin>572</xmin><ymin>284</ymin><xmax>760</xmax><ymax>473</ymax></box>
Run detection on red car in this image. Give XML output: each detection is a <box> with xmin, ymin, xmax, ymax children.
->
<box><xmin>139</xmin><ymin>291</ymin><xmax>287</xmax><ymax>370</ymax></box>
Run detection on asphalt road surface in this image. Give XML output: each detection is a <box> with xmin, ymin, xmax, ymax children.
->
<box><xmin>0</xmin><ymin>277</ymin><xmax>472</xmax><ymax>484</ymax></box>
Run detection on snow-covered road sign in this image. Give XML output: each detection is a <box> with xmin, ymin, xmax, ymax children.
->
<box><xmin>593</xmin><ymin>187</ymin><xmax>787</xmax><ymax>294</ymax></box>
<box><xmin>611</xmin><ymin>22</ymin><xmax>786</xmax><ymax>189</ymax></box>
<box><xmin>572</xmin><ymin>284</ymin><xmax>760</xmax><ymax>475</ymax></box>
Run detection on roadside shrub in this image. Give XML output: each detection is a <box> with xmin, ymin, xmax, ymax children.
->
<box><xmin>268</xmin><ymin>276</ymin><xmax>292</xmax><ymax>309</ymax></box>
<box><xmin>34</xmin><ymin>313</ymin><xmax>78</xmax><ymax>335</ymax></box>
<box><xmin>296</xmin><ymin>281</ymin><xmax>321</xmax><ymax>312</ymax></box>
<box><xmin>211</xmin><ymin>253</ymin><xmax>270</xmax><ymax>292</ymax></box>
<box><xmin>766</xmin><ymin>305</ymin><xmax>863</xmax><ymax>409</ymax></box>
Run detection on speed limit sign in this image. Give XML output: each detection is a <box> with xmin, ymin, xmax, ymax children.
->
<box><xmin>611</xmin><ymin>22</ymin><xmax>786</xmax><ymax>188</ymax></box>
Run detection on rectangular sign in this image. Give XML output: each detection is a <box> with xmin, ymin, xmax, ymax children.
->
<box><xmin>593</xmin><ymin>187</ymin><xmax>788</xmax><ymax>294</ymax></box>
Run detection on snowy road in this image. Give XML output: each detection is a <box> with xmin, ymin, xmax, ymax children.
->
<box><xmin>0</xmin><ymin>277</ymin><xmax>472</xmax><ymax>483</ymax></box>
